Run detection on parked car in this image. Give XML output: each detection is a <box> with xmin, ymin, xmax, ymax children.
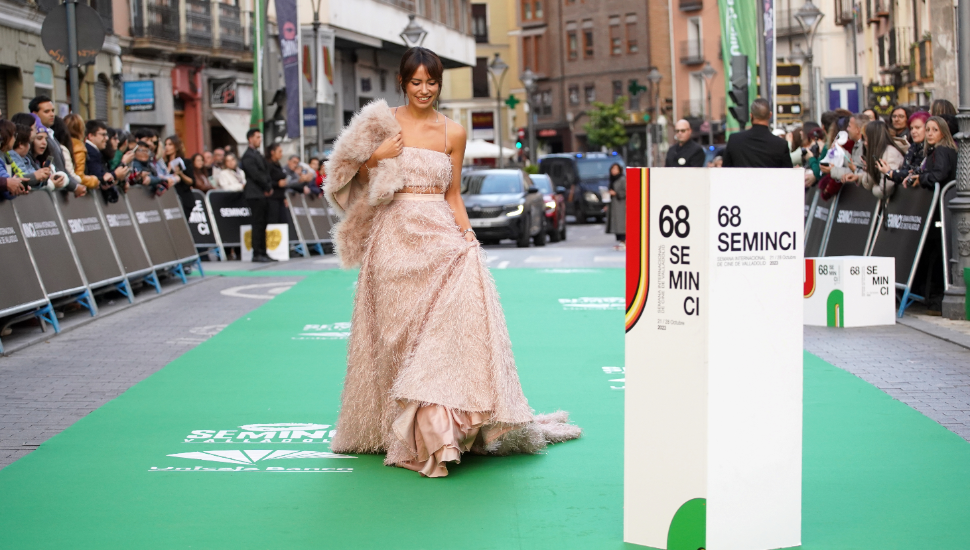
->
<box><xmin>539</xmin><ymin>152</ymin><xmax>625</xmax><ymax>223</ymax></box>
<box><xmin>461</xmin><ymin>169</ymin><xmax>546</xmax><ymax>247</ymax></box>
<box><xmin>529</xmin><ymin>173</ymin><xmax>567</xmax><ymax>242</ymax></box>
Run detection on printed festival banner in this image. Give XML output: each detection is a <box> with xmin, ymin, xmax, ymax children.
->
<box><xmin>718</xmin><ymin>0</ymin><xmax>759</xmax><ymax>134</ymax></box>
<box><xmin>274</xmin><ymin>0</ymin><xmax>302</xmax><ymax>139</ymax></box>
<box><xmin>250</xmin><ymin>0</ymin><xmax>264</xmax><ymax>132</ymax></box>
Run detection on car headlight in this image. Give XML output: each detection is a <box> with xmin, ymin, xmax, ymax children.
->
<box><xmin>505</xmin><ymin>204</ymin><xmax>524</xmax><ymax>217</ymax></box>
<box><xmin>544</xmin><ymin>200</ymin><xmax>557</xmax><ymax>210</ymax></box>
<box><xmin>584</xmin><ymin>192</ymin><xmax>600</xmax><ymax>202</ymax></box>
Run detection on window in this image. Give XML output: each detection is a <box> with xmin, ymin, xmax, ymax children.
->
<box><xmin>568</xmin><ymin>85</ymin><xmax>580</xmax><ymax>105</ymax></box>
<box><xmin>584</xmin><ymin>84</ymin><xmax>596</xmax><ymax>104</ymax></box>
<box><xmin>0</xmin><ymin>70</ymin><xmax>8</xmax><ymax>118</ymax></box>
<box><xmin>533</xmin><ymin>34</ymin><xmax>543</xmax><ymax>73</ymax></box>
<box><xmin>459</xmin><ymin>0</ymin><xmax>469</xmax><ymax>33</ymax></box>
<box><xmin>582</xmin><ymin>20</ymin><xmax>594</xmax><ymax>58</ymax></box>
<box><xmin>523</xmin><ymin>36</ymin><xmax>534</xmax><ymax>71</ymax></box>
<box><xmin>612</xmin><ymin>80</ymin><xmax>623</xmax><ymax>102</ymax></box>
<box><xmin>626</xmin><ymin>14</ymin><xmax>639</xmax><ymax>54</ymax></box>
<box><xmin>522</xmin><ymin>0</ymin><xmax>532</xmax><ymax>20</ymax></box>
<box><xmin>446</xmin><ymin>0</ymin><xmax>455</xmax><ymax>27</ymax></box>
<box><xmin>95</xmin><ymin>74</ymin><xmax>109</xmax><ymax>121</ymax></box>
<box><xmin>541</xmin><ymin>90</ymin><xmax>553</xmax><ymax>115</ymax></box>
<box><xmin>567</xmin><ymin>31</ymin><xmax>578</xmax><ymax>60</ymax></box>
<box><xmin>34</xmin><ymin>63</ymin><xmax>54</xmax><ymax>100</ymax></box>
<box><xmin>534</xmin><ymin>0</ymin><xmax>543</xmax><ymax>18</ymax></box>
<box><xmin>610</xmin><ymin>16</ymin><xmax>622</xmax><ymax>55</ymax></box>
<box><xmin>472</xmin><ymin>4</ymin><xmax>488</xmax><ymax>43</ymax></box>
<box><xmin>472</xmin><ymin>57</ymin><xmax>490</xmax><ymax>98</ymax></box>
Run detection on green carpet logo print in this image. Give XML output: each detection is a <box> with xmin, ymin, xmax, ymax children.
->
<box><xmin>827</xmin><ymin>289</ymin><xmax>845</xmax><ymax>327</ymax></box>
<box><xmin>293</xmin><ymin>322</ymin><xmax>351</xmax><ymax>340</ymax></box>
<box><xmin>166</xmin><ymin>450</ymin><xmax>355</xmax><ymax>464</ymax></box>
<box><xmin>559</xmin><ymin>297</ymin><xmax>624</xmax><ymax>310</ymax></box>
<box><xmin>184</xmin><ymin>423</ymin><xmax>335</xmax><ymax>444</ymax></box>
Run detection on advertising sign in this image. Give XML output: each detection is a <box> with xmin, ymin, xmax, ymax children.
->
<box><xmin>123</xmin><ymin>81</ymin><xmax>155</xmax><ymax>112</ymax></box>
<box><xmin>54</xmin><ymin>190</ymin><xmax>124</xmax><ymax>287</ymax></box>
<box><xmin>240</xmin><ymin>223</ymin><xmax>289</xmax><ymax>261</ymax></box>
<box><xmin>274</xmin><ymin>0</ymin><xmax>302</xmax><ymax>139</ymax></box>
<box><xmin>126</xmin><ymin>187</ymin><xmax>180</xmax><ymax>267</ymax></box>
<box><xmin>210</xmin><ymin>78</ymin><xmax>237</xmax><ymax>107</ymax></box>
<box><xmin>869</xmin><ymin>184</ymin><xmax>939</xmax><ymax>286</ymax></box>
<box><xmin>156</xmin><ymin>191</ymin><xmax>198</xmax><ymax>261</ymax></box>
<box><xmin>804</xmin><ymin>256</ymin><xmax>895</xmax><ymax>327</ymax></box>
<box><xmin>718</xmin><ymin>0</ymin><xmax>758</xmax><ymax>133</ymax></box>
<box><xmin>99</xmin><ymin>189</ymin><xmax>153</xmax><ymax>276</ymax></box>
<box><xmin>207</xmin><ymin>191</ymin><xmax>252</xmax><ymax>246</ymax></box>
<box><xmin>821</xmin><ymin>183</ymin><xmax>879</xmax><ymax>256</ymax></box>
<box><xmin>304</xmin><ymin>193</ymin><xmax>334</xmax><ymax>243</ymax></box>
<box><xmin>13</xmin><ymin>191</ymin><xmax>86</xmax><ymax>298</ymax></box>
<box><xmin>471</xmin><ymin>111</ymin><xmax>495</xmax><ymax>140</ymax></box>
<box><xmin>825</xmin><ymin>76</ymin><xmax>864</xmax><ymax>113</ymax></box>
<box><xmin>869</xmin><ymin>84</ymin><xmax>897</xmax><ymax>116</ymax></box>
<box><xmin>0</xmin><ymin>200</ymin><xmax>48</xmax><ymax>315</ymax></box>
<box><xmin>804</xmin><ymin>190</ymin><xmax>835</xmax><ymax>257</ymax></box>
<box><xmin>289</xmin><ymin>193</ymin><xmax>320</xmax><ymax>242</ymax></box>
<box><xmin>187</xmin><ymin>189</ymin><xmax>216</xmax><ymax>247</ymax></box>
<box><xmin>624</xmin><ymin>168</ymin><xmax>802</xmax><ymax>549</ymax></box>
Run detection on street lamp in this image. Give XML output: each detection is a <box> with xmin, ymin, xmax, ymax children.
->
<box><xmin>521</xmin><ymin>68</ymin><xmax>537</xmax><ymax>165</ymax></box>
<box><xmin>400</xmin><ymin>14</ymin><xmax>428</xmax><ymax>49</ymax></box>
<box><xmin>794</xmin><ymin>0</ymin><xmax>824</xmax><ymax>122</ymax></box>
<box><xmin>489</xmin><ymin>52</ymin><xmax>509</xmax><ymax>168</ymax></box>
<box><xmin>310</xmin><ymin>0</ymin><xmax>323</xmax><ymax>157</ymax></box>
<box><xmin>646</xmin><ymin>68</ymin><xmax>662</xmax><ymax>167</ymax></box>
<box><xmin>700</xmin><ymin>62</ymin><xmax>717</xmax><ymax>147</ymax></box>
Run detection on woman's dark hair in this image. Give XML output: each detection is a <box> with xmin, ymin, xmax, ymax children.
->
<box><xmin>13</xmin><ymin>123</ymin><xmax>32</xmax><ymax>149</ymax></box>
<box><xmin>31</xmin><ymin>127</ymin><xmax>50</xmax><ymax>164</ymax></box>
<box><xmin>609</xmin><ymin>162</ymin><xmax>623</xmax><ymax>177</ymax></box>
<box><xmin>826</xmin><ymin>109</ymin><xmax>854</xmax><ymax>146</ymax></box>
<box><xmin>0</xmin><ymin>120</ymin><xmax>16</xmax><ymax>150</ymax></box>
<box><xmin>790</xmin><ymin>128</ymin><xmax>804</xmax><ymax>152</ymax></box>
<box><xmin>164</xmin><ymin>134</ymin><xmax>186</xmax><ymax>160</ymax></box>
<box><xmin>10</xmin><ymin>113</ymin><xmax>36</xmax><ymax>128</ymax></box>
<box><xmin>930</xmin><ymin>99</ymin><xmax>957</xmax><ymax>117</ymax></box>
<box><xmin>191</xmin><ymin>153</ymin><xmax>205</xmax><ymax>168</ymax></box>
<box><xmin>399</xmin><ymin>47</ymin><xmax>444</xmax><ymax>96</ymax></box>
<box><xmin>863</xmin><ymin>120</ymin><xmax>903</xmax><ymax>185</ymax></box>
<box><xmin>891</xmin><ymin>105</ymin><xmax>911</xmax><ymax>123</ymax></box>
<box><xmin>264</xmin><ymin>142</ymin><xmax>281</xmax><ymax>162</ymax></box>
<box><xmin>51</xmin><ymin>116</ymin><xmax>73</xmax><ymax>152</ymax></box>
<box><xmin>102</xmin><ymin>127</ymin><xmax>117</xmax><ymax>159</ymax></box>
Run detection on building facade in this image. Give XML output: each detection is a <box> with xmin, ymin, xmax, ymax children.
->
<box><xmin>669</xmin><ymin>0</ymin><xmax>726</xmax><ymax>144</ymax></box>
<box><xmin>0</xmin><ymin>0</ymin><xmax>122</xmax><ymax>125</ymax></box>
<box><xmin>515</xmin><ymin>0</ymin><xmax>674</xmax><ymax>165</ymax></box>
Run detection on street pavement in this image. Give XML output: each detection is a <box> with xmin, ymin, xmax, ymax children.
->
<box><xmin>2</xmin><ymin>221</ymin><xmax>970</xmax><ymax>469</ymax></box>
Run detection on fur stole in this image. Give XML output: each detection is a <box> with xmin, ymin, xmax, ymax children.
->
<box><xmin>323</xmin><ymin>99</ymin><xmax>406</xmax><ymax>268</ymax></box>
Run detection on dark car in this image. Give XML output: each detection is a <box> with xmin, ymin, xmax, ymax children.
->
<box><xmin>462</xmin><ymin>169</ymin><xmax>546</xmax><ymax>248</ymax></box>
<box><xmin>538</xmin><ymin>152</ymin><xmax>625</xmax><ymax>223</ymax></box>
<box><xmin>529</xmin><ymin>173</ymin><xmax>567</xmax><ymax>242</ymax></box>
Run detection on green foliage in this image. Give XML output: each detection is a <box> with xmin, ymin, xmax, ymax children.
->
<box><xmin>523</xmin><ymin>164</ymin><xmax>539</xmax><ymax>174</ymax></box>
<box><xmin>584</xmin><ymin>97</ymin><xmax>630</xmax><ymax>152</ymax></box>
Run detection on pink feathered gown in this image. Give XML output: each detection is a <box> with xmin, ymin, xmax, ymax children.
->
<box><xmin>329</xmin><ymin>146</ymin><xmax>580</xmax><ymax>477</ymax></box>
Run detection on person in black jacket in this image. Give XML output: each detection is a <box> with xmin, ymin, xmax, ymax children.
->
<box><xmin>909</xmin><ymin>116</ymin><xmax>957</xmax><ymax>189</ymax></box>
<box><xmin>664</xmin><ymin>120</ymin><xmax>706</xmax><ymax>167</ymax></box>
<box><xmin>240</xmin><ymin>129</ymin><xmax>276</xmax><ymax>262</ymax></box>
<box><xmin>266</xmin><ymin>143</ymin><xmax>291</xmax><ymax>224</ymax></box>
<box><xmin>721</xmin><ymin>99</ymin><xmax>794</xmax><ymax>168</ymax></box>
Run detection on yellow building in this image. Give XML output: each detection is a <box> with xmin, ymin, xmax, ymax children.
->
<box><xmin>440</xmin><ymin>1</ymin><xmax>526</xmax><ymax>166</ymax></box>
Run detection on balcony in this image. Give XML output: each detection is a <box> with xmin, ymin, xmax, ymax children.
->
<box><xmin>774</xmin><ymin>9</ymin><xmax>806</xmax><ymax>37</ymax></box>
<box><xmin>881</xmin><ymin>26</ymin><xmax>912</xmax><ymax>73</ymax></box>
<box><xmin>679</xmin><ymin>39</ymin><xmax>704</xmax><ymax>65</ymax></box>
<box><xmin>679</xmin><ymin>0</ymin><xmax>703</xmax><ymax>12</ymax></box>
<box><xmin>683</xmin><ymin>99</ymin><xmax>705</xmax><ymax>118</ymax></box>
<box><xmin>132</xmin><ymin>0</ymin><xmax>250</xmax><ymax>56</ymax></box>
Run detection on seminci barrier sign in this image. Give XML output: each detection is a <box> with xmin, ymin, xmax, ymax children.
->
<box><xmin>624</xmin><ymin>167</ymin><xmax>803</xmax><ymax>550</ymax></box>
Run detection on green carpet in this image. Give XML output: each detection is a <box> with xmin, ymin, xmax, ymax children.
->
<box><xmin>0</xmin><ymin>269</ymin><xmax>968</xmax><ymax>549</ymax></box>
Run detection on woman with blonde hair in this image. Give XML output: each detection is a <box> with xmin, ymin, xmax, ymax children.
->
<box><xmin>909</xmin><ymin>116</ymin><xmax>957</xmax><ymax>189</ymax></box>
<box><xmin>64</xmin><ymin>114</ymin><xmax>99</xmax><ymax>190</ymax></box>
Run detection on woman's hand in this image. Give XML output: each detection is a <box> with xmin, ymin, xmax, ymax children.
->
<box><xmin>875</xmin><ymin>158</ymin><xmax>891</xmax><ymax>175</ymax></box>
<box><xmin>609</xmin><ymin>189</ymin><xmax>616</xmax><ymax>196</ymax></box>
<box><xmin>843</xmin><ymin>173</ymin><xmax>859</xmax><ymax>184</ymax></box>
<box><xmin>820</xmin><ymin>164</ymin><xmax>832</xmax><ymax>174</ymax></box>
<box><xmin>33</xmin><ymin>167</ymin><xmax>52</xmax><ymax>181</ymax></box>
<box><xmin>371</xmin><ymin>134</ymin><xmax>404</xmax><ymax>163</ymax></box>
<box><xmin>73</xmin><ymin>184</ymin><xmax>86</xmax><ymax>197</ymax></box>
<box><xmin>463</xmin><ymin>231</ymin><xmax>476</xmax><ymax>243</ymax></box>
<box><xmin>121</xmin><ymin>150</ymin><xmax>135</xmax><ymax>166</ymax></box>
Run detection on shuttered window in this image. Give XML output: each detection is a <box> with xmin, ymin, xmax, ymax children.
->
<box><xmin>0</xmin><ymin>71</ymin><xmax>7</xmax><ymax>118</ymax></box>
<box><xmin>95</xmin><ymin>76</ymin><xmax>109</xmax><ymax>121</ymax></box>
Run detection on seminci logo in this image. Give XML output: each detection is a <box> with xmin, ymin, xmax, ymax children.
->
<box><xmin>184</xmin><ymin>423</ymin><xmax>335</xmax><ymax>444</ymax></box>
<box><xmin>166</xmin><ymin>449</ymin><xmax>354</xmax><ymax>464</ymax></box>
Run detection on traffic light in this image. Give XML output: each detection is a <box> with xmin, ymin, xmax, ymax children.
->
<box><xmin>727</xmin><ymin>55</ymin><xmax>749</xmax><ymax>127</ymax></box>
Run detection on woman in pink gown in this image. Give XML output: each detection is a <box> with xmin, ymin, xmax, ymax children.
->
<box><xmin>324</xmin><ymin>48</ymin><xmax>580</xmax><ymax>477</ymax></box>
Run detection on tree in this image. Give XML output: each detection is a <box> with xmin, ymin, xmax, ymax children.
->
<box><xmin>584</xmin><ymin>97</ymin><xmax>630</xmax><ymax>152</ymax></box>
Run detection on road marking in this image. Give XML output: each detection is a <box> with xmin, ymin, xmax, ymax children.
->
<box><xmin>485</xmin><ymin>255</ymin><xmax>500</xmax><ymax>264</ymax></box>
<box><xmin>594</xmin><ymin>256</ymin><xmax>625</xmax><ymax>262</ymax></box>
<box><xmin>313</xmin><ymin>258</ymin><xmax>340</xmax><ymax>264</ymax></box>
<box><xmin>525</xmin><ymin>256</ymin><xmax>562</xmax><ymax>263</ymax></box>
<box><xmin>221</xmin><ymin>282</ymin><xmax>297</xmax><ymax>299</ymax></box>
<box><xmin>496</xmin><ymin>261</ymin><xmax>510</xmax><ymax>269</ymax></box>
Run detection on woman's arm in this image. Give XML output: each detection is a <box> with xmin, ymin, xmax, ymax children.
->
<box><xmin>357</xmin><ymin>133</ymin><xmax>403</xmax><ymax>185</ymax></box>
<box><xmin>443</xmin><ymin>121</ymin><xmax>472</xmax><ymax>241</ymax></box>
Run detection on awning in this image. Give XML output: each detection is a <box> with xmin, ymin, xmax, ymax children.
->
<box><xmin>211</xmin><ymin>109</ymin><xmax>252</xmax><ymax>146</ymax></box>
<box><xmin>463</xmin><ymin>138</ymin><xmax>517</xmax><ymax>161</ymax></box>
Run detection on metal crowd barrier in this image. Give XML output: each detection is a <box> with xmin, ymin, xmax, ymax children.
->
<box><xmin>0</xmin><ymin>184</ymin><xmax>205</xmax><ymax>353</ymax></box>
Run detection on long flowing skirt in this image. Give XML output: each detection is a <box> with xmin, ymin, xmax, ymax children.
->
<box><xmin>330</xmin><ymin>197</ymin><xmax>579</xmax><ymax>476</ymax></box>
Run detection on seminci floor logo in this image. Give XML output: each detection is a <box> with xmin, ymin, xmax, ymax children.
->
<box><xmin>151</xmin><ymin>422</ymin><xmax>355</xmax><ymax>473</ymax></box>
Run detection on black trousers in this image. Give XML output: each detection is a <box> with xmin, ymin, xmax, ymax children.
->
<box><xmin>247</xmin><ymin>198</ymin><xmax>270</xmax><ymax>256</ymax></box>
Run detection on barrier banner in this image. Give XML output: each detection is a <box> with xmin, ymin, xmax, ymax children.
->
<box><xmin>13</xmin><ymin>191</ymin><xmax>86</xmax><ymax>298</ymax></box>
<box><xmin>284</xmin><ymin>203</ymin><xmax>302</xmax><ymax>249</ymax></box>
<box><xmin>289</xmin><ymin>193</ymin><xmax>319</xmax><ymax>242</ymax></box>
<box><xmin>207</xmin><ymin>191</ymin><xmax>252</xmax><ymax>246</ymax></box>
<box><xmin>869</xmin><ymin>184</ymin><xmax>939</xmax><ymax>286</ymax></box>
<box><xmin>0</xmin><ymin>200</ymin><xmax>48</xmax><ymax>315</ymax></box>
<box><xmin>156</xmin><ymin>190</ymin><xmax>198</xmax><ymax>261</ymax></box>
<box><xmin>240</xmin><ymin>223</ymin><xmax>289</xmax><ymax>261</ymax></box>
<box><xmin>804</xmin><ymin>187</ymin><xmax>817</xmax><ymax>225</ymax></box>
<box><xmin>304</xmin><ymin>193</ymin><xmax>334</xmax><ymax>242</ymax></box>
<box><xmin>54</xmin><ymin>190</ymin><xmax>124</xmax><ymax>287</ymax></box>
<box><xmin>187</xmin><ymin>190</ymin><xmax>216</xmax><ymax>247</ymax></box>
<box><xmin>126</xmin><ymin>187</ymin><xmax>180</xmax><ymax>267</ymax></box>
<box><xmin>99</xmin><ymin>189</ymin><xmax>153</xmax><ymax>276</ymax></box>
<box><xmin>822</xmin><ymin>184</ymin><xmax>879</xmax><ymax>256</ymax></box>
<box><xmin>804</xmin><ymin>191</ymin><xmax>835</xmax><ymax>257</ymax></box>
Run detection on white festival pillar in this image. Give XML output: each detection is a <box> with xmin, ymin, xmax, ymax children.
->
<box><xmin>624</xmin><ymin>167</ymin><xmax>803</xmax><ymax>550</ymax></box>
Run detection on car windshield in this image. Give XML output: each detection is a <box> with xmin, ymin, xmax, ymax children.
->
<box><xmin>577</xmin><ymin>159</ymin><xmax>621</xmax><ymax>180</ymax></box>
<box><xmin>531</xmin><ymin>175</ymin><xmax>553</xmax><ymax>193</ymax></box>
<box><xmin>462</xmin><ymin>173</ymin><xmax>521</xmax><ymax>194</ymax></box>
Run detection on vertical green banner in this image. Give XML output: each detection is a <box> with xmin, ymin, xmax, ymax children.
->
<box><xmin>718</xmin><ymin>0</ymin><xmax>759</xmax><ymax>134</ymax></box>
<box><xmin>250</xmin><ymin>0</ymin><xmax>265</xmax><ymax>133</ymax></box>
